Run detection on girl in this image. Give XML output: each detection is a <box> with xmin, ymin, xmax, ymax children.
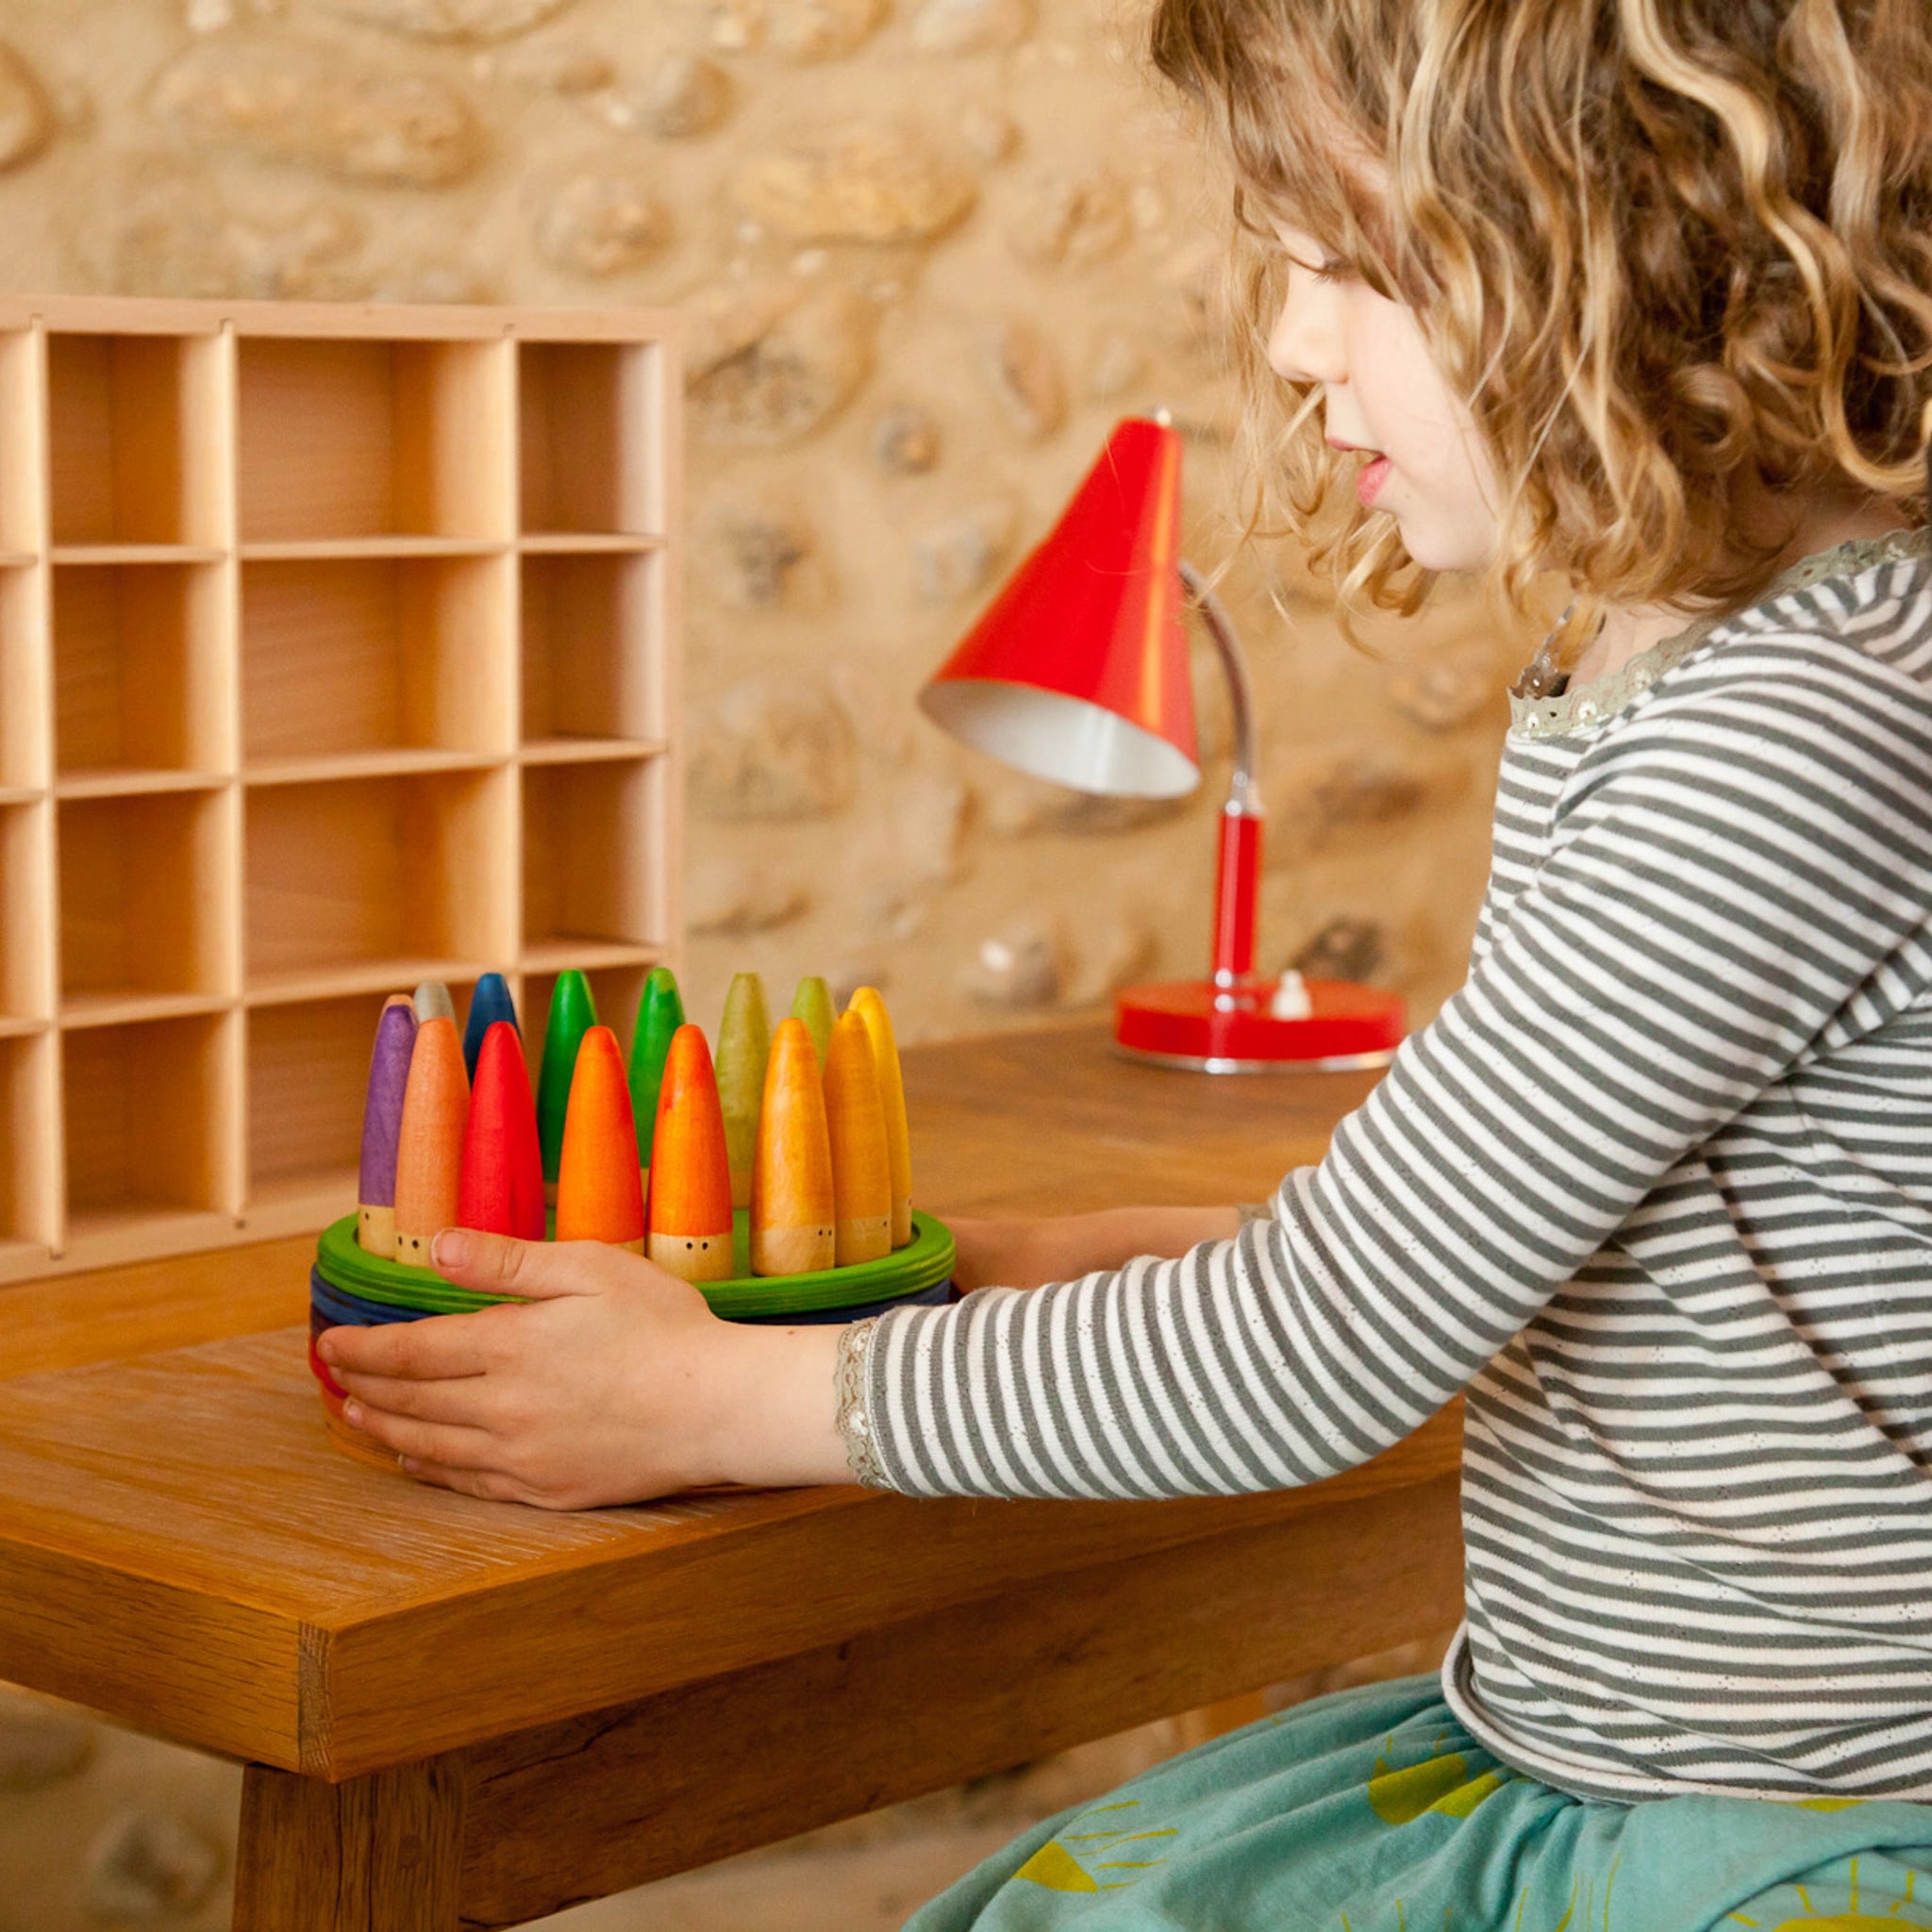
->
<box><xmin>322</xmin><ymin>0</ymin><xmax>1932</xmax><ymax>1924</ymax></box>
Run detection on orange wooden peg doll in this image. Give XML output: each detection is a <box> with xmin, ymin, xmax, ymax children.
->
<box><xmin>555</xmin><ymin>1025</ymin><xmax>646</xmax><ymax>1254</ymax></box>
<box><xmin>750</xmin><ymin>1016</ymin><xmax>836</xmax><ymax>1276</ymax></box>
<box><xmin>393</xmin><ymin>1015</ymin><xmax>469</xmax><ymax>1266</ymax></box>
<box><xmin>645</xmin><ymin>1024</ymin><xmax>736</xmax><ymax>1284</ymax></box>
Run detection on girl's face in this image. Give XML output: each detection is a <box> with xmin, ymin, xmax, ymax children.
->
<box><xmin>1267</xmin><ymin>223</ymin><xmax>1502</xmax><ymax>575</ymax></box>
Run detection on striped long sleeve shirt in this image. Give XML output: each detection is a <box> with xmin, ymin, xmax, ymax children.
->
<box><xmin>851</xmin><ymin>532</ymin><xmax>1932</xmax><ymax>1801</ymax></box>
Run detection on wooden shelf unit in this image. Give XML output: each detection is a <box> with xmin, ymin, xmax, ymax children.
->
<box><xmin>0</xmin><ymin>297</ymin><xmax>682</xmax><ymax>1281</ymax></box>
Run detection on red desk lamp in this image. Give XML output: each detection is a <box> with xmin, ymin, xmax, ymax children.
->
<box><xmin>920</xmin><ymin>414</ymin><xmax>1405</xmax><ymax>1072</ymax></box>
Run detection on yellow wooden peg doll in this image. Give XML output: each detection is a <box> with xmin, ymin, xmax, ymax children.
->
<box><xmin>750</xmin><ymin>1017</ymin><xmax>836</xmax><ymax>1276</ymax></box>
<box><xmin>847</xmin><ymin>987</ymin><xmax>912</xmax><ymax>1248</ymax></box>
<box><xmin>822</xmin><ymin>1011</ymin><xmax>891</xmax><ymax>1267</ymax></box>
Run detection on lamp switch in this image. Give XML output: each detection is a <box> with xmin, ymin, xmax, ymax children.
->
<box><xmin>1269</xmin><ymin>970</ymin><xmax>1313</xmax><ymax>1022</ymax></box>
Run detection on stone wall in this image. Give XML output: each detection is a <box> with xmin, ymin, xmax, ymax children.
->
<box><xmin>0</xmin><ymin>0</ymin><xmax>1529</xmax><ymax>1042</ymax></box>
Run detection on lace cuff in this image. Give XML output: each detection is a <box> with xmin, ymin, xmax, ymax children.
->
<box><xmin>834</xmin><ymin>1316</ymin><xmax>890</xmax><ymax>1489</ymax></box>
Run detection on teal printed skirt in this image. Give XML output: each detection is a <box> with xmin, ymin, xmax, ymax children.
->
<box><xmin>906</xmin><ymin>1675</ymin><xmax>1932</xmax><ymax>1932</ymax></box>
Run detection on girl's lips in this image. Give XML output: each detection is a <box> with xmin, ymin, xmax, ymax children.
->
<box><xmin>1356</xmin><ymin>455</ymin><xmax>1392</xmax><ymax>508</ymax></box>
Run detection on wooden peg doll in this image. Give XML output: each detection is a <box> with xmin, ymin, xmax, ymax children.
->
<box><xmin>393</xmin><ymin>1016</ymin><xmax>469</xmax><ymax>1267</ymax></box>
<box><xmin>790</xmin><ymin>975</ymin><xmax>835</xmax><ymax>1069</ymax></box>
<box><xmin>848</xmin><ymin>987</ymin><xmax>913</xmax><ymax>1248</ymax></box>
<box><xmin>717</xmin><ymin>972</ymin><xmax>773</xmax><ymax>1212</ymax></box>
<box><xmin>458</xmin><ymin>1020</ymin><xmax>545</xmax><ymax>1242</ymax></box>
<box><xmin>824</xmin><ymin>1011</ymin><xmax>891</xmax><ymax>1267</ymax></box>
<box><xmin>627</xmin><ymin>966</ymin><xmax>686</xmax><ymax>1182</ymax></box>
<box><xmin>536</xmin><ymin>970</ymin><xmax>597</xmax><ymax>1203</ymax></box>
<box><xmin>750</xmin><ymin>1017</ymin><xmax>835</xmax><ymax>1276</ymax></box>
<box><xmin>555</xmin><ymin>1025</ymin><xmax>646</xmax><ymax>1254</ymax></box>
<box><xmin>357</xmin><ymin>994</ymin><xmax>416</xmax><ymax>1256</ymax></box>
<box><xmin>461</xmin><ymin>972</ymin><xmax>519</xmax><ymax>1084</ymax></box>
<box><xmin>646</xmin><ymin>1024</ymin><xmax>736</xmax><ymax>1284</ymax></box>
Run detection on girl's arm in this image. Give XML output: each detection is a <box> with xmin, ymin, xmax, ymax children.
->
<box><xmin>852</xmin><ymin>637</ymin><xmax>1932</xmax><ymax>1500</ymax></box>
<box><xmin>947</xmin><ymin>1207</ymin><xmax>1242</xmax><ymax>1293</ymax></box>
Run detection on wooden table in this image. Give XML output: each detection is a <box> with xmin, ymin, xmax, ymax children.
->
<box><xmin>0</xmin><ymin>1023</ymin><xmax>1463</xmax><ymax>1930</ymax></box>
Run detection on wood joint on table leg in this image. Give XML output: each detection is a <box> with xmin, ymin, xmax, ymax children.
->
<box><xmin>232</xmin><ymin>1752</ymin><xmax>468</xmax><ymax>1932</ymax></box>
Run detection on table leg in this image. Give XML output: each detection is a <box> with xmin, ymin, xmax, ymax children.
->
<box><xmin>232</xmin><ymin>1754</ymin><xmax>467</xmax><ymax>1931</ymax></box>
<box><xmin>1169</xmin><ymin>1690</ymin><xmax>1273</xmax><ymax>1750</ymax></box>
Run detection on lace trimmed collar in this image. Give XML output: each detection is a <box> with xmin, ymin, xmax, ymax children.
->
<box><xmin>1507</xmin><ymin>527</ymin><xmax>1932</xmax><ymax>741</ymax></box>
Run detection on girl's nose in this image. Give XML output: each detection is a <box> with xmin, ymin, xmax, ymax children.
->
<box><xmin>1268</xmin><ymin>275</ymin><xmax>1344</xmax><ymax>388</ymax></box>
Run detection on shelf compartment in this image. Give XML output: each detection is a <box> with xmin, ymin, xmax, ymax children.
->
<box><xmin>47</xmin><ymin>333</ymin><xmax>225</xmax><ymax>549</ymax></box>
<box><xmin>0</xmin><ymin>1030</ymin><xmax>57</xmax><ymax>1259</ymax></box>
<box><xmin>518</xmin><ymin>341</ymin><xmax>660</xmax><ymax>539</ymax></box>
<box><xmin>0</xmin><ymin>565</ymin><xmax>45</xmax><ymax>792</ymax></box>
<box><xmin>522</xmin><ymin>758</ymin><xmax>665</xmax><ymax>957</ymax></box>
<box><xmin>246</xmin><ymin>988</ymin><xmax>439</xmax><ymax>1235</ymax></box>
<box><xmin>521</xmin><ymin>550</ymin><xmax>665</xmax><ymax>743</ymax></box>
<box><xmin>520</xmin><ymin>962</ymin><xmax>652</xmax><ymax>1067</ymax></box>
<box><xmin>58</xmin><ymin>790</ymin><xmax>236</xmax><ymax>1008</ymax></box>
<box><xmin>60</xmin><ymin>1012</ymin><xmax>238</xmax><ymax>1249</ymax></box>
<box><xmin>54</xmin><ymin>561</ymin><xmax>230</xmax><ymax>785</ymax></box>
<box><xmin>242</xmin><ymin>553</ymin><xmax>514</xmax><ymax>766</ymax></box>
<box><xmin>244</xmin><ymin>768</ymin><xmax>514</xmax><ymax>988</ymax></box>
<box><xmin>238</xmin><ymin>337</ymin><xmax>512</xmax><ymax>545</ymax></box>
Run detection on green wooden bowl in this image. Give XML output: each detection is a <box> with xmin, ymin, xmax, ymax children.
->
<box><xmin>315</xmin><ymin>1209</ymin><xmax>956</xmax><ymax>1321</ymax></box>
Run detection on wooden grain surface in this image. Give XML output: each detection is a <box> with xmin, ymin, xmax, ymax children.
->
<box><xmin>902</xmin><ymin>1024</ymin><xmax>1382</xmax><ymax>1217</ymax></box>
<box><xmin>0</xmin><ymin>1231</ymin><xmax>311</xmax><ymax>1379</ymax></box>
<box><xmin>0</xmin><ymin>1024</ymin><xmax>1452</xmax><ymax>1790</ymax></box>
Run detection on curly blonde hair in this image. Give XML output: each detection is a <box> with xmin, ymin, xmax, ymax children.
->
<box><xmin>1151</xmin><ymin>0</ymin><xmax>1932</xmax><ymax>647</ymax></box>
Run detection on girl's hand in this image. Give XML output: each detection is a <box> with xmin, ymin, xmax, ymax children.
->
<box><xmin>948</xmin><ymin>1205</ymin><xmax>1244</xmax><ymax>1294</ymax></box>
<box><xmin>316</xmin><ymin>1228</ymin><xmax>848</xmax><ymax>1508</ymax></box>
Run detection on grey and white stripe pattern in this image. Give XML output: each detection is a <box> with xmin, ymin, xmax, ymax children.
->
<box><xmin>861</xmin><ymin>542</ymin><xmax>1932</xmax><ymax>1800</ymax></box>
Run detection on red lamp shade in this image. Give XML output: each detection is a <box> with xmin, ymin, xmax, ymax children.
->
<box><xmin>919</xmin><ymin>417</ymin><xmax>1199</xmax><ymax>799</ymax></box>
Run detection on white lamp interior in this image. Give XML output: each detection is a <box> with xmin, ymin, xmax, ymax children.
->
<box><xmin>921</xmin><ymin>681</ymin><xmax>1200</xmax><ymax>800</ymax></box>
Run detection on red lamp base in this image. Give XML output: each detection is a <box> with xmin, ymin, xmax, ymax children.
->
<box><xmin>1113</xmin><ymin>976</ymin><xmax>1405</xmax><ymax>1074</ymax></box>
